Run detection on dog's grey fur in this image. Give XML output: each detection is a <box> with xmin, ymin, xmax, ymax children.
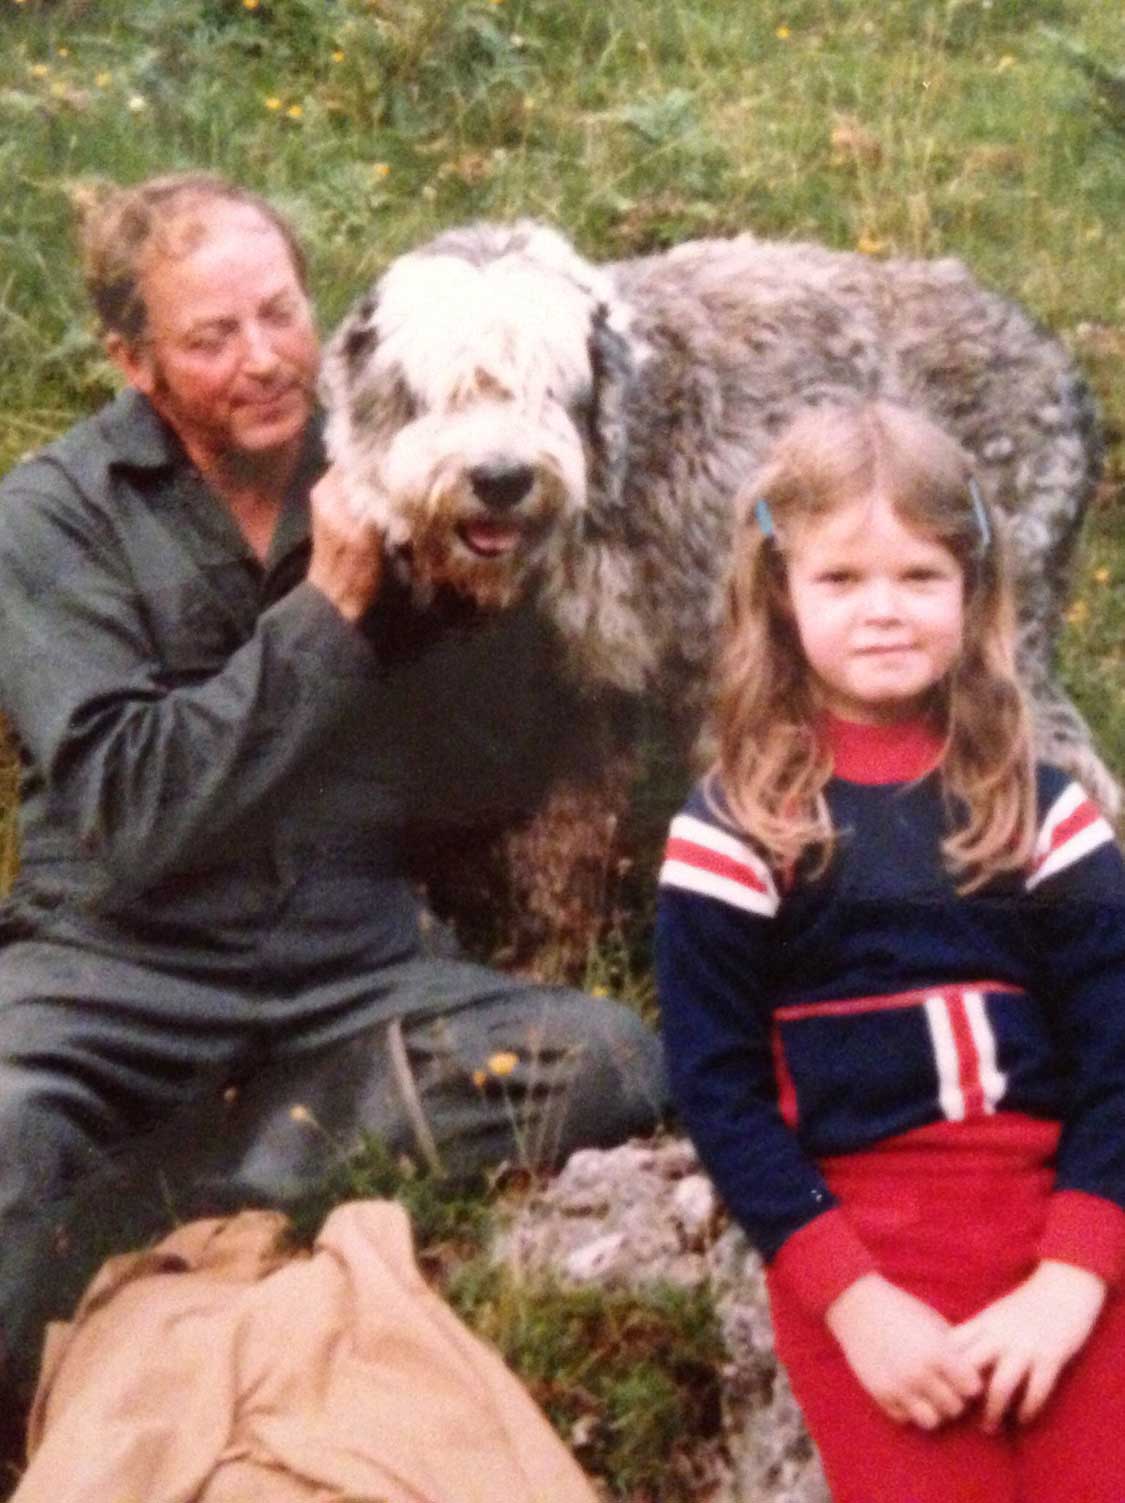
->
<box><xmin>322</xmin><ymin>221</ymin><xmax>1111</xmax><ymax>967</ymax></box>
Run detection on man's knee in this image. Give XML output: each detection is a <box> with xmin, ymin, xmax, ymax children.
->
<box><xmin>460</xmin><ymin>985</ymin><xmax>668</xmax><ymax>1157</ymax></box>
<box><xmin>345</xmin><ymin>962</ymin><xmax>668</xmax><ymax>1176</ymax></box>
<box><xmin>543</xmin><ymin>990</ymin><xmax>668</xmax><ymax>1141</ymax></box>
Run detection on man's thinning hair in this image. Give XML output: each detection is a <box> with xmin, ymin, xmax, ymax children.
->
<box><xmin>72</xmin><ymin>172</ymin><xmax>309</xmax><ymax>344</ymax></box>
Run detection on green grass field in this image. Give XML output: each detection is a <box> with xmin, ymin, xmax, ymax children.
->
<box><xmin>1</xmin><ymin>2</ymin><xmax>1123</xmax><ymax>1492</ymax></box>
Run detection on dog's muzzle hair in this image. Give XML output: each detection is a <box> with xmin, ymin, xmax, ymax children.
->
<box><xmin>322</xmin><ymin>223</ymin><xmax>634</xmax><ymax>611</ymax></box>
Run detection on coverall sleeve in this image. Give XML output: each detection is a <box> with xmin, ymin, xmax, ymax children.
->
<box><xmin>655</xmin><ymin>800</ymin><xmax>876</xmax><ymax>1315</ymax></box>
<box><xmin>1025</xmin><ymin>774</ymin><xmax>1125</xmax><ymax>1286</ymax></box>
<box><xmin>0</xmin><ymin>463</ymin><xmax>383</xmax><ymax>889</ymax></box>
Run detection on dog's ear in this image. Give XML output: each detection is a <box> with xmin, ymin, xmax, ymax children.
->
<box><xmin>583</xmin><ymin>301</ymin><xmax>636</xmax><ymax>532</ymax></box>
<box><xmin>319</xmin><ymin>289</ymin><xmax>381</xmax><ymax>414</ymax></box>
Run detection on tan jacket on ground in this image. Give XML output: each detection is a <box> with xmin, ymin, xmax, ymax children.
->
<box><xmin>14</xmin><ymin>1201</ymin><xmax>599</xmax><ymax>1503</ymax></box>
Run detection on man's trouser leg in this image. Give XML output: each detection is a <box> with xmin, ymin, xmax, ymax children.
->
<box><xmin>212</xmin><ymin>954</ymin><xmax>668</xmax><ymax>1199</ymax></box>
<box><xmin>0</xmin><ymin>942</ymin><xmax>667</xmax><ymax>1373</ymax></box>
<box><xmin>0</xmin><ymin>941</ymin><xmax>255</xmax><ymax>1387</ymax></box>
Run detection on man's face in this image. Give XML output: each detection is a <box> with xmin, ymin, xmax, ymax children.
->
<box><xmin>122</xmin><ymin>202</ymin><xmax>320</xmax><ymax>471</ymax></box>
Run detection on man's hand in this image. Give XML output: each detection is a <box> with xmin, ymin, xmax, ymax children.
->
<box><xmin>306</xmin><ymin>468</ymin><xmax>384</xmax><ymax>623</ymax></box>
<box><xmin>951</xmin><ymin>1260</ymin><xmax>1106</xmax><ymax>1431</ymax></box>
<box><xmin>825</xmin><ymin>1273</ymin><xmax>983</xmax><ymax>1430</ymax></box>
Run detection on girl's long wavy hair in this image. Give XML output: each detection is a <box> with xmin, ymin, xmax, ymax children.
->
<box><xmin>712</xmin><ymin>399</ymin><xmax>1036</xmax><ymax>891</ymax></box>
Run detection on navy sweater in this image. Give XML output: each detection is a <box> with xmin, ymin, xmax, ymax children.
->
<box><xmin>655</xmin><ymin>717</ymin><xmax>1125</xmax><ymax>1313</ymax></box>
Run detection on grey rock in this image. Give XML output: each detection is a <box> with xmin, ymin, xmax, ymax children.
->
<box><xmin>564</xmin><ymin>1231</ymin><xmax>628</xmax><ymax>1283</ymax></box>
<box><xmin>500</xmin><ymin>1137</ymin><xmax>831</xmax><ymax>1503</ymax></box>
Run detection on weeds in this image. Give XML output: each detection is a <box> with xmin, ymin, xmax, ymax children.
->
<box><xmin>284</xmin><ymin>1132</ymin><xmax>496</xmax><ymax>1258</ymax></box>
<box><xmin>449</xmin><ymin>1261</ymin><xmax>726</xmax><ymax>1502</ymax></box>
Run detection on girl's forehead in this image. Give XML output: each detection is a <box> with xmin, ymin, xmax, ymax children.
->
<box><xmin>789</xmin><ymin>492</ymin><xmax>946</xmax><ymax>554</ymax></box>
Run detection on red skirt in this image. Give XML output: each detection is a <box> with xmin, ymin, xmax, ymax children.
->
<box><xmin>766</xmin><ymin>1116</ymin><xmax>1125</xmax><ymax>1503</ymax></box>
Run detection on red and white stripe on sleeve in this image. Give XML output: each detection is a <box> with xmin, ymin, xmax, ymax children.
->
<box><xmin>1026</xmin><ymin>781</ymin><xmax>1116</xmax><ymax>892</ymax></box>
<box><xmin>659</xmin><ymin>813</ymin><xmax>780</xmax><ymax>918</ymax></box>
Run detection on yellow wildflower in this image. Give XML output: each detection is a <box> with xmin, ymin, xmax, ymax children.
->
<box><xmin>1093</xmin><ymin>567</ymin><xmax>1111</xmax><ymax>585</ymax></box>
<box><xmin>371</xmin><ymin>161</ymin><xmax>390</xmax><ymax>178</ymax></box>
<box><xmin>995</xmin><ymin>55</ymin><xmax>1016</xmax><ymax>72</ymax></box>
<box><xmin>472</xmin><ymin>1068</ymin><xmax>488</xmax><ymax>1089</ymax></box>
<box><xmin>289</xmin><ymin>1104</ymin><xmax>313</xmax><ymax>1124</ymax></box>
<box><xmin>57</xmin><ymin>47</ymin><xmax>70</xmax><ymax>57</ymax></box>
<box><xmin>487</xmin><ymin>1050</ymin><xmax>519</xmax><ymax>1077</ymax></box>
<box><xmin>1066</xmin><ymin>599</ymin><xmax>1088</xmax><ymax>626</ymax></box>
<box><xmin>331</xmin><ymin>49</ymin><xmax>345</xmax><ymax>62</ymax></box>
<box><xmin>286</xmin><ymin>103</ymin><xmax>304</xmax><ymax>120</ymax></box>
<box><xmin>856</xmin><ymin>231</ymin><xmax>886</xmax><ymax>256</ymax></box>
<box><xmin>243</xmin><ymin>0</ymin><xmax>261</xmax><ymax>9</ymax></box>
<box><xmin>264</xmin><ymin>95</ymin><xmax>282</xmax><ymax>110</ymax></box>
<box><xmin>29</xmin><ymin>63</ymin><xmax>49</xmax><ymax>78</ymax></box>
<box><xmin>95</xmin><ymin>70</ymin><xmax>112</xmax><ymax>87</ymax></box>
<box><xmin>775</xmin><ymin>25</ymin><xmax>791</xmax><ymax>39</ymax></box>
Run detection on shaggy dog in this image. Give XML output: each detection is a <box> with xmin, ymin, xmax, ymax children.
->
<box><xmin>322</xmin><ymin>222</ymin><xmax>1110</xmax><ymax>972</ymax></box>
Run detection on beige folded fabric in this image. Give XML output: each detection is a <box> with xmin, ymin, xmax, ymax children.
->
<box><xmin>15</xmin><ymin>1201</ymin><xmax>598</xmax><ymax>1503</ymax></box>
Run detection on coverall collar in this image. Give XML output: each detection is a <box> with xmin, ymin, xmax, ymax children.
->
<box><xmin>100</xmin><ymin>387</ymin><xmax>324</xmax><ymax>580</ymax></box>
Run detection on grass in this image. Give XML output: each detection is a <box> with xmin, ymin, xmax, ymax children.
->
<box><xmin>1</xmin><ymin>0</ymin><xmax>1123</xmax><ymax>1493</ymax></box>
<box><xmin>449</xmin><ymin>1261</ymin><xmax>726</xmax><ymax>1500</ymax></box>
<box><xmin>1</xmin><ymin>3</ymin><xmax>1123</xmax><ymax>423</ymax></box>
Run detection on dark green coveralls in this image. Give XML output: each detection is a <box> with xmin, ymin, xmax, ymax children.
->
<box><xmin>0</xmin><ymin>390</ymin><xmax>664</xmax><ymax>1375</ymax></box>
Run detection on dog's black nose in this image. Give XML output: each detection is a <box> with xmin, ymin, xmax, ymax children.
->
<box><xmin>468</xmin><ymin>462</ymin><xmax>536</xmax><ymax>512</ymax></box>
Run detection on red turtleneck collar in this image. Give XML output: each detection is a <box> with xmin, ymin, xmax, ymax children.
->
<box><xmin>820</xmin><ymin>711</ymin><xmax>945</xmax><ymax>785</ymax></box>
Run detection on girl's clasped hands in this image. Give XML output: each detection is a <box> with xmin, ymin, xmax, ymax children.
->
<box><xmin>826</xmin><ymin>1261</ymin><xmax>1106</xmax><ymax>1434</ymax></box>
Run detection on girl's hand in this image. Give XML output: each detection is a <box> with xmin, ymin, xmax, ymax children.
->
<box><xmin>307</xmin><ymin>467</ymin><xmax>384</xmax><ymax>623</ymax></box>
<box><xmin>825</xmin><ymin>1273</ymin><xmax>983</xmax><ymax>1429</ymax></box>
<box><xmin>951</xmin><ymin>1260</ymin><xmax>1106</xmax><ymax>1431</ymax></box>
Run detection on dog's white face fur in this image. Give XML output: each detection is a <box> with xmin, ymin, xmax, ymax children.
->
<box><xmin>322</xmin><ymin>222</ymin><xmax>635</xmax><ymax>610</ymax></box>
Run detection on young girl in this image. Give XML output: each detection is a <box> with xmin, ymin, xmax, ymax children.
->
<box><xmin>655</xmin><ymin>400</ymin><xmax>1125</xmax><ymax>1503</ymax></box>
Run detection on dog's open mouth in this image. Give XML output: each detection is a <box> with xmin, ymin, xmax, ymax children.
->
<box><xmin>458</xmin><ymin>519</ymin><xmax>524</xmax><ymax>558</ymax></box>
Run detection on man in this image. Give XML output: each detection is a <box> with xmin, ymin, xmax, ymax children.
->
<box><xmin>0</xmin><ymin>173</ymin><xmax>664</xmax><ymax>1391</ymax></box>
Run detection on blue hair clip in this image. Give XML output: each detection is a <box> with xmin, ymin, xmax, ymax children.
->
<box><xmin>754</xmin><ymin>497</ymin><xmax>775</xmax><ymax>539</ymax></box>
<box><xmin>968</xmin><ymin>476</ymin><xmax>991</xmax><ymax>556</ymax></box>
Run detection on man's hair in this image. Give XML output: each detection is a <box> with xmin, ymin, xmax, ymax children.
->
<box><xmin>72</xmin><ymin>171</ymin><xmax>309</xmax><ymax>344</ymax></box>
<box><xmin>711</xmin><ymin>398</ymin><xmax>1036</xmax><ymax>892</ymax></box>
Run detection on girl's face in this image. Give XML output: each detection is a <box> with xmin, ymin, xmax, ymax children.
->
<box><xmin>784</xmin><ymin>493</ymin><xmax>965</xmax><ymax>725</ymax></box>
